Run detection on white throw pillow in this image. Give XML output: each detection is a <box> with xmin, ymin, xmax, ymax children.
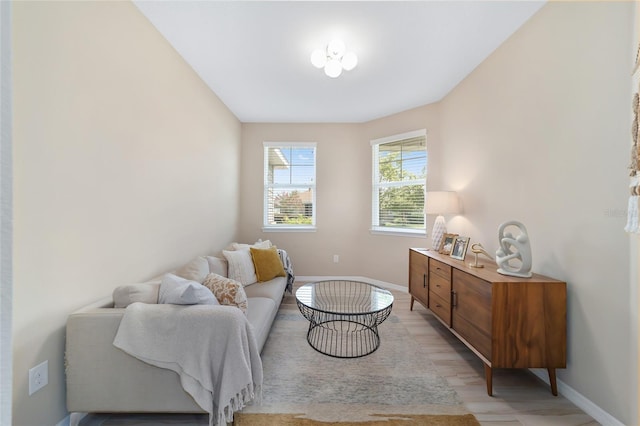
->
<box><xmin>158</xmin><ymin>273</ymin><xmax>219</xmax><ymax>305</ymax></box>
<box><xmin>231</xmin><ymin>240</ymin><xmax>272</xmax><ymax>251</ymax></box>
<box><xmin>222</xmin><ymin>249</ymin><xmax>258</xmax><ymax>286</ymax></box>
<box><xmin>174</xmin><ymin>256</ymin><xmax>210</xmax><ymax>283</ymax></box>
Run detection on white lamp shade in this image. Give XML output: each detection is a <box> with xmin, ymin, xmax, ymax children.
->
<box><xmin>425</xmin><ymin>191</ymin><xmax>460</xmax><ymax>215</ymax></box>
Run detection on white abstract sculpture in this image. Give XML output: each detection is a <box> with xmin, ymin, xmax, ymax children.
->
<box><xmin>495</xmin><ymin>221</ymin><xmax>532</xmax><ymax>278</ymax></box>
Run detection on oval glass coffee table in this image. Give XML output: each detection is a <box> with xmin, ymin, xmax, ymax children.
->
<box><xmin>295</xmin><ymin>280</ymin><xmax>394</xmax><ymax>358</ymax></box>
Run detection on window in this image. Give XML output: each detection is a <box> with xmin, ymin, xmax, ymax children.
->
<box><xmin>263</xmin><ymin>142</ymin><xmax>316</xmax><ymax>231</ymax></box>
<box><xmin>371</xmin><ymin>130</ymin><xmax>427</xmax><ymax>235</ymax></box>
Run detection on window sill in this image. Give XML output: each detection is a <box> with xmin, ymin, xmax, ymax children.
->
<box><xmin>370</xmin><ymin>228</ymin><xmax>426</xmax><ymax>238</ymax></box>
<box><xmin>263</xmin><ymin>226</ymin><xmax>317</xmax><ymax>233</ymax></box>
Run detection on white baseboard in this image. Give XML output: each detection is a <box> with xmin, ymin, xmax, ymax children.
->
<box><xmin>529</xmin><ymin>369</ymin><xmax>624</xmax><ymax>426</ymax></box>
<box><xmin>296</xmin><ymin>276</ymin><xmax>408</xmax><ymax>294</ymax></box>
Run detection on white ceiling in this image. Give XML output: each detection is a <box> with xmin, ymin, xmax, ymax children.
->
<box><xmin>134</xmin><ymin>1</ymin><xmax>546</xmax><ymax>123</ymax></box>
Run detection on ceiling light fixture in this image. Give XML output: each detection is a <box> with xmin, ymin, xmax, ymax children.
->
<box><xmin>310</xmin><ymin>39</ymin><xmax>358</xmax><ymax>78</ymax></box>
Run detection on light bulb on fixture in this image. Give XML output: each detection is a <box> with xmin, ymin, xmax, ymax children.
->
<box><xmin>327</xmin><ymin>39</ymin><xmax>346</xmax><ymax>58</ymax></box>
<box><xmin>324</xmin><ymin>59</ymin><xmax>343</xmax><ymax>78</ymax></box>
<box><xmin>310</xmin><ymin>49</ymin><xmax>327</xmax><ymax>69</ymax></box>
<box><xmin>310</xmin><ymin>39</ymin><xmax>357</xmax><ymax>78</ymax></box>
<box><xmin>341</xmin><ymin>51</ymin><xmax>358</xmax><ymax>71</ymax></box>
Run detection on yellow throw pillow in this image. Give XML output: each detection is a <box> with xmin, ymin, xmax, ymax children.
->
<box><xmin>250</xmin><ymin>246</ymin><xmax>286</xmax><ymax>282</ymax></box>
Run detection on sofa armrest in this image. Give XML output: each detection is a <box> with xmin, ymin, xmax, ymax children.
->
<box><xmin>66</xmin><ymin>303</ymin><xmax>201</xmax><ymax>413</ymax></box>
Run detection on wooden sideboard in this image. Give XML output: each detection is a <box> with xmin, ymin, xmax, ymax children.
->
<box><xmin>409</xmin><ymin>248</ymin><xmax>566</xmax><ymax>396</ymax></box>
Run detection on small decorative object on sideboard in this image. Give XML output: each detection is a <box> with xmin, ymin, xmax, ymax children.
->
<box><xmin>495</xmin><ymin>220</ymin><xmax>532</xmax><ymax>278</ymax></box>
<box><xmin>449</xmin><ymin>236</ymin><xmax>469</xmax><ymax>260</ymax></box>
<box><xmin>469</xmin><ymin>243</ymin><xmax>493</xmax><ymax>268</ymax></box>
<box><xmin>439</xmin><ymin>233</ymin><xmax>458</xmax><ymax>255</ymax></box>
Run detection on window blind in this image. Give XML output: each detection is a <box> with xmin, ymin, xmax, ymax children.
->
<box><xmin>263</xmin><ymin>143</ymin><xmax>316</xmax><ymax>229</ymax></box>
<box><xmin>372</xmin><ymin>130</ymin><xmax>427</xmax><ymax>234</ymax></box>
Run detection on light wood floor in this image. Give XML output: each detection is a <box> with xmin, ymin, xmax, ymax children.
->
<box><xmin>81</xmin><ymin>285</ymin><xmax>599</xmax><ymax>426</ymax></box>
<box><xmin>385</xmin><ymin>287</ymin><xmax>598</xmax><ymax>426</ymax></box>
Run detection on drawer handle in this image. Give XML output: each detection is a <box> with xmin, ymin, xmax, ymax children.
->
<box><xmin>452</xmin><ymin>290</ymin><xmax>458</xmax><ymax>307</ymax></box>
<box><xmin>435</xmin><ymin>304</ymin><xmax>442</xmax><ymax>308</ymax></box>
<box><xmin>436</xmin><ymin>284</ymin><xmax>441</xmax><ymax>288</ymax></box>
<box><xmin>423</xmin><ymin>274</ymin><xmax>427</xmax><ymax>288</ymax></box>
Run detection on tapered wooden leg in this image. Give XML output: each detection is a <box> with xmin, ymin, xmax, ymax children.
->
<box><xmin>484</xmin><ymin>363</ymin><xmax>493</xmax><ymax>396</ymax></box>
<box><xmin>548</xmin><ymin>367</ymin><xmax>558</xmax><ymax>396</ymax></box>
<box><xmin>410</xmin><ymin>296</ymin><xmax>415</xmax><ymax>311</ymax></box>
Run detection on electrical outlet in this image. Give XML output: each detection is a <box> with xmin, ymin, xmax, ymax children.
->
<box><xmin>333</xmin><ymin>254</ymin><xmax>339</xmax><ymax>263</ymax></box>
<box><xmin>29</xmin><ymin>360</ymin><xmax>48</xmax><ymax>395</ymax></box>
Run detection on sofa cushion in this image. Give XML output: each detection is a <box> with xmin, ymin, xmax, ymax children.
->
<box><xmin>245</xmin><ymin>297</ymin><xmax>277</xmax><ymax>351</ymax></box>
<box><xmin>250</xmin><ymin>246</ymin><xmax>286</xmax><ymax>282</ymax></box>
<box><xmin>113</xmin><ymin>281</ymin><xmax>161</xmax><ymax>308</ymax></box>
<box><xmin>243</xmin><ymin>276</ymin><xmax>287</xmax><ymax>303</ymax></box>
<box><xmin>205</xmin><ymin>256</ymin><xmax>228</xmax><ymax>277</ymax></box>
<box><xmin>222</xmin><ymin>249</ymin><xmax>258</xmax><ymax>286</ymax></box>
<box><xmin>174</xmin><ymin>256</ymin><xmax>210</xmax><ymax>283</ymax></box>
<box><xmin>158</xmin><ymin>274</ymin><xmax>219</xmax><ymax>306</ymax></box>
<box><xmin>202</xmin><ymin>273</ymin><xmax>248</xmax><ymax>314</ymax></box>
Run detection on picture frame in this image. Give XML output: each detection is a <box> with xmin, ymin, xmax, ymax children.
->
<box><xmin>439</xmin><ymin>233</ymin><xmax>458</xmax><ymax>255</ymax></box>
<box><xmin>449</xmin><ymin>236</ymin><xmax>470</xmax><ymax>260</ymax></box>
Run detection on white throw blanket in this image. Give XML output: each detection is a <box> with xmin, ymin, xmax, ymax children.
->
<box><xmin>113</xmin><ymin>303</ymin><xmax>263</xmax><ymax>426</ymax></box>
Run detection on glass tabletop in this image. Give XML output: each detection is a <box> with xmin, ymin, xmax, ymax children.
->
<box><xmin>295</xmin><ymin>280</ymin><xmax>394</xmax><ymax>315</ymax></box>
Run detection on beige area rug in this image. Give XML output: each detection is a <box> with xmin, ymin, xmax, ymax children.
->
<box><xmin>235</xmin><ymin>301</ymin><xmax>479</xmax><ymax>425</ymax></box>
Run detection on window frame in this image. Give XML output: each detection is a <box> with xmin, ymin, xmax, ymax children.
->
<box><xmin>263</xmin><ymin>141</ymin><xmax>317</xmax><ymax>232</ymax></box>
<box><xmin>370</xmin><ymin>129</ymin><xmax>427</xmax><ymax>237</ymax></box>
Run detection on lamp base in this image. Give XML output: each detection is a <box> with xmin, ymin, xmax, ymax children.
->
<box><xmin>431</xmin><ymin>215</ymin><xmax>447</xmax><ymax>251</ymax></box>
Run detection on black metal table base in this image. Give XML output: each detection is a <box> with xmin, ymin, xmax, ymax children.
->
<box><xmin>306</xmin><ymin>319</ymin><xmax>381</xmax><ymax>358</ymax></box>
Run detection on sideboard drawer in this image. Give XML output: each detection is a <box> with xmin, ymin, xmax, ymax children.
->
<box><xmin>429</xmin><ymin>291</ymin><xmax>451</xmax><ymax>326</ymax></box>
<box><xmin>429</xmin><ymin>259</ymin><xmax>451</xmax><ymax>281</ymax></box>
<box><xmin>429</xmin><ymin>272</ymin><xmax>451</xmax><ymax>301</ymax></box>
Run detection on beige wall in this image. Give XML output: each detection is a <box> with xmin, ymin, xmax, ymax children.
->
<box><xmin>12</xmin><ymin>2</ymin><xmax>241</xmax><ymax>425</ymax></box>
<box><xmin>240</xmin><ymin>104</ymin><xmax>441</xmax><ymax>286</ymax></box>
<box><xmin>439</xmin><ymin>2</ymin><xmax>635</xmax><ymax>424</ymax></box>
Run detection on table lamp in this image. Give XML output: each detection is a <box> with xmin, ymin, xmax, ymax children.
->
<box><xmin>425</xmin><ymin>191</ymin><xmax>461</xmax><ymax>250</ymax></box>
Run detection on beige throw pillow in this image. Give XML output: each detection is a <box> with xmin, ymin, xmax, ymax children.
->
<box><xmin>202</xmin><ymin>273</ymin><xmax>248</xmax><ymax>314</ymax></box>
<box><xmin>174</xmin><ymin>256</ymin><xmax>210</xmax><ymax>283</ymax></box>
<box><xmin>205</xmin><ymin>256</ymin><xmax>228</xmax><ymax>277</ymax></box>
<box><xmin>113</xmin><ymin>280</ymin><xmax>161</xmax><ymax>308</ymax></box>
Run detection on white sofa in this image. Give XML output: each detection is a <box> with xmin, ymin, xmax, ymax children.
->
<box><xmin>65</xmin><ymin>248</ymin><xmax>291</xmax><ymax>415</ymax></box>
